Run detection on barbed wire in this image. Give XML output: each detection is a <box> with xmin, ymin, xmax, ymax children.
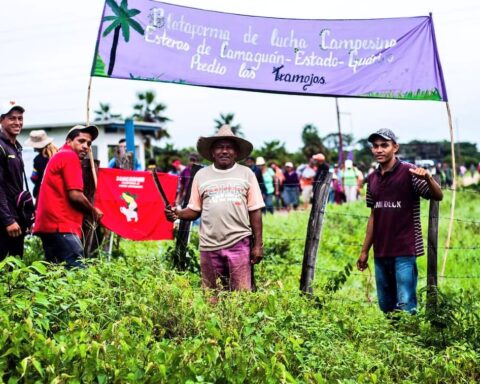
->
<box><xmin>321</xmin><ymin>210</ymin><xmax>480</xmax><ymax>225</ymax></box>
<box><xmin>263</xmin><ymin>236</ymin><xmax>480</xmax><ymax>251</ymax></box>
<box><xmin>312</xmin><ymin>267</ymin><xmax>480</xmax><ymax>280</ymax></box>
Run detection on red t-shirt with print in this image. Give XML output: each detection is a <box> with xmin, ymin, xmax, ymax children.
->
<box><xmin>33</xmin><ymin>144</ymin><xmax>84</xmax><ymax>237</ymax></box>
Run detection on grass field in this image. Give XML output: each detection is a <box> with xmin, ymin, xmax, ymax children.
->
<box><xmin>0</xmin><ymin>187</ymin><xmax>479</xmax><ymax>383</ymax></box>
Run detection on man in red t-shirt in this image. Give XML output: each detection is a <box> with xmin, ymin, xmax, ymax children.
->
<box><xmin>356</xmin><ymin>128</ymin><xmax>443</xmax><ymax>314</ymax></box>
<box><xmin>34</xmin><ymin>125</ymin><xmax>103</xmax><ymax>268</ymax></box>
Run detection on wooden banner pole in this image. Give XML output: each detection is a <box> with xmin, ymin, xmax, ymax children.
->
<box><xmin>440</xmin><ymin>102</ymin><xmax>457</xmax><ymax>278</ymax></box>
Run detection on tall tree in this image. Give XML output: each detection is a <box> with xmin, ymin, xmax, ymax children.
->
<box><xmin>94</xmin><ymin>102</ymin><xmax>122</xmax><ymax>121</ymax></box>
<box><xmin>132</xmin><ymin>90</ymin><xmax>171</xmax><ymax>159</ymax></box>
<box><xmin>301</xmin><ymin>124</ymin><xmax>329</xmax><ymax>160</ymax></box>
<box><xmin>103</xmin><ymin>0</ymin><xmax>144</xmax><ymax>76</ymax></box>
<box><xmin>214</xmin><ymin>113</ymin><xmax>243</xmax><ymax>136</ymax></box>
<box><xmin>252</xmin><ymin>140</ymin><xmax>289</xmax><ymax>165</ymax></box>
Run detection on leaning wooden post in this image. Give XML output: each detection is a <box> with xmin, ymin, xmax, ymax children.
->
<box><xmin>426</xmin><ymin>175</ymin><xmax>440</xmax><ymax>313</ymax></box>
<box><xmin>174</xmin><ymin>164</ymin><xmax>202</xmax><ymax>270</ymax></box>
<box><xmin>300</xmin><ymin>173</ymin><xmax>332</xmax><ymax>294</ymax></box>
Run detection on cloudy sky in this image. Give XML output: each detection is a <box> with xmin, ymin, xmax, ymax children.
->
<box><xmin>1</xmin><ymin>0</ymin><xmax>478</xmax><ymax>152</ymax></box>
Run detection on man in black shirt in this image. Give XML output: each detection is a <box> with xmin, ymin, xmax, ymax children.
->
<box><xmin>0</xmin><ymin>101</ymin><xmax>27</xmax><ymax>260</ymax></box>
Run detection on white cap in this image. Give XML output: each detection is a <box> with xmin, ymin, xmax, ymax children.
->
<box><xmin>0</xmin><ymin>100</ymin><xmax>25</xmax><ymax>116</ymax></box>
<box><xmin>285</xmin><ymin>161</ymin><xmax>293</xmax><ymax>168</ymax></box>
<box><xmin>256</xmin><ymin>156</ymin><xmax>266</xmax><ymax>166</ymax></box>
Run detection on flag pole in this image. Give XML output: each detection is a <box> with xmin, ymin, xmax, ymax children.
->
<box><xmin>86</xmin><ymin>76</ymin><xmax>98</xmax><ymax>188</ymax></box>
<box><xmin>335</xmin><ymin>98</ymin><xmax>343</xmax><ymax>164</ymax></box>
<box><xmin>440</xmin><ymin>101</ymin><xmax>457</xmax><ymax>278</ymax></box>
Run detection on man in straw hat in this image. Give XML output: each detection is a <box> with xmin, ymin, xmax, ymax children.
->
<box><xmin>34</xmin><ymin>125</ymin><xmax>103</xmax><ymax>268</ymax></box>
<box><xmin>0</xmin><ymin>100</ymin><xmax>27</xmax><ymax>260</ymax></box>
<box><xmin>165</xmin><ymin>125</ymin><xmax>265</xmax><ymax>292</ymax></box>
<box><xmin>24</xmin><ymin>130</ymin><xmax>57</xmax><ymax>199</ymax></box>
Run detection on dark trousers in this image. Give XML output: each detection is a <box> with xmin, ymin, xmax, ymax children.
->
<box><xmin>39</xmin><ymin>233</ymin><xmax>85</xmax><ymax>269</ymax></box>
<box><xmin>0</xmin><ymin>228</ymin><xmax>24</xmax><ymax>261</ymax></box>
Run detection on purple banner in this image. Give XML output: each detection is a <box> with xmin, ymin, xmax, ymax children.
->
<box><xmin>92</xmin><ymin>1</ymin><xmax>448</xmax><ymax>101</ymax></box>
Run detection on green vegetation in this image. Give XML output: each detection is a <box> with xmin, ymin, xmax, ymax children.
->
<box><xmin>1</xmin><ymin>189</ymin><xmax>479</xmax><ymax>382</ymax></box>
<box><xmin>365</xmin><ymin>88</ymin><xmax>442</xmax><ymax>101</ymax></box>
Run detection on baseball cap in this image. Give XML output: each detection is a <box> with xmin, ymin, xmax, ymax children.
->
<box><xmin>312</xmin><ymin>153</ymin><xmax>325</xmax><ymax>161</ymax></box>
<box><xmin>0</xmin><ymin>100</ymin><xmax>25</xmax><ymax>116</ymax></box>
<box><xmin>66</xmin><ymin>124</ymin><xmax>99</xmax><ymax>141</ymax></box>
<box><xmin>367</xmin><ymin>128</ymin><xmax>397</xmax><ymax>143</ymax></box>
<box><xmin>285</xmin><ymin>161</ymin><xmax>294</xmax><ymax>168</ymax></box>
<box><xmin>172</xmin><ymin>159</ymin><xmax>181</xmax><ymax>167</ymax></box>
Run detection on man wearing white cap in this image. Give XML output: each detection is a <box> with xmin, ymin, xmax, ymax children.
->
<box><xmin>165</xmin><ymin>125</ymin><xmax>265</xmax><ymax>292</ymax></box>
<box><xmin>0</xmin><ymin>101</ymin><xmax>28</xmax><ymax>260</ymax></box>
<box><xmin>34</xmin><ymin>125</ymin><xmax>103</xmax><ymax>268</ymax></box>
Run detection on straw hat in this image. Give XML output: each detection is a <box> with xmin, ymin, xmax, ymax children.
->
<box><xmin>24</xmin><ymin>130</ymin><xmax>54</xmax><ymax>149</ymax></box>
<box><xmin>256</xmin><ymin>156</ymin><xmax>266</xmax><ymax>166</ymax></box>
<box><xmin>197</xmin><ymin>125</ymin><xmax>253</xmax><ymax>162</ymax></box>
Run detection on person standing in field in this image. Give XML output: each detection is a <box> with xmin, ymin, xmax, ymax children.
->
<box><xmin>108</xmin><ymin>138</ymin><xmax>141</xmax><ymax>170</ymax></box>
<box><xmin>282</xmin><ymin>162</ymin><xmax>301</xmax><ymax>211</ymax></box>
<box><xmin>34</xmin><ymin>125</ymin><xmax>103</xmax><ymax>268</ymax></box>
<box><xmin>256</xmin><ymin>156</ymin><xmax>277</xmax><ymax>214</ymax></box>
<box><xmin>342</xmin><ymin>159</ymin><xmax>359</xmax><ymax>202</ymax></box>
<box><xmin>164</xmin><ymin>125</ymin><xmax>264</xmax><ymax>292</ymax></box>
<box><xmin>24</xmin><ymin>130</ymin><xmax>58</xmax><ymax>200</ymax></box>
<box><xmin>0</xmin><ymin>101</ymin><xmax>28</xmax><ymax>260</ymax></box>
<box><xmin>176</xmin><ymin>152</ymin><xmax>200</xmax><ymax>205</ymax></box>
<box><xmin>357</xmin><ymin>128</ymin><xmax>443</xmax><ymax>314</ymax></box>
<box><xmin>299</xmin><ymin>158</ymin><xmax>316</xmax><ymax>209</ymax></box>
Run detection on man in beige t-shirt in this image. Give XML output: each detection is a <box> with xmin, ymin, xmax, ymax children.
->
<box><xmin>165</xmin><ymin>125</ymin><xmax>264</xmax><ymax>291</ymax></box>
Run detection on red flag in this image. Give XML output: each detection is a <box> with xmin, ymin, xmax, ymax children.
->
<box><xmin>95</xmin><ymin>168</ymin><xmax>178</xmax><ymax>240</ymax></box>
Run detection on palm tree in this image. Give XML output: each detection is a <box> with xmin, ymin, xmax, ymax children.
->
<box><xmin>94</xmin><ymin>102</ymin><xmax>123</xmax><ymax>121</ymax></box>
<box><xmin>132</xmin><ymin>91</ymin><xmax>171</xmax><ymax>130</ymax></box>
<box><xmin>255</xmin><ymin>140</ymin><xmax>289</xmax><ymax>165</ymax></box>
<box><xmin>103</xmin><ymin>0</ymin><xmax>144</xmax><ymax>76</ymax></box>
<box><xmin>301</xmin><ymin>124</ymin><xmax>329</xmax><ymax>160</ymax></box>
<box><xmin>323</xmin><ymin>133</ymin><xmax>354</xmax><ymax>151</ymax></box>
<box><xmin>132</xmin><ymin>90</ymin><xmax>171</xmax><ymax>159</ymax></box>
<box><xmin>214</xmin><ymin>113</ymin><xmax>243</xmax><ymax>136</ymax></box>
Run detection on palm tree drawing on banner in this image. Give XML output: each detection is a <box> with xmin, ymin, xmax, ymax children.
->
<box><xmin>103</xmin><ymin>0</ymin><xmax>144</xmax><ymax>76</ymax></box>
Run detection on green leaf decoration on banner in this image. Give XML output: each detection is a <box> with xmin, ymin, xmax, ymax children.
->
<box><xmin>92</xmin><ymin>54</ymin><xmax>107</xmax><ymax>77</ymax></box>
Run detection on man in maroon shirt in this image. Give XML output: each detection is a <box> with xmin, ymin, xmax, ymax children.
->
<box><xmin>357</xmin><ymin>128</ymin><xmax>443</xmax><ymax>314</ymax></box>
<box><xmin>34</xmin><ymin>125</ymin><xmax>103</xmax><ymax>268</ymax></box>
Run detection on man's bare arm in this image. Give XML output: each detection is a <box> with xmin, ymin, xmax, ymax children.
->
<box><xmin>68</xmin><ymin>190</ymin><xmax>103</xmax><ymax>220</ymax></box>
<box><xmin>164</xmin><ymin>206</ymin><xmax>201</xmax><ymax>222</ymax></box>
<box><xmin>357</xmin><ymin>210</ymin><xmax>374</xmax><ymax>271</ymax></box>
<box><xmin>249</xmin><ymin>208</ymin><xmax>263</xmax><ymax>264</ymax></box>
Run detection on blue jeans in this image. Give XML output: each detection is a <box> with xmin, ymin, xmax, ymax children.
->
<box><xmin>39</xmin><ymin>233</ymin><xmax>85</xmax><ymax>269</ymax></box>
<box><xmin>374</xmin><ymin>256</ymin><xmax>418</xmax><ymax>313</ymax></box>
<box><xmin>262</xmin><ymin>193</ymin><xmax>274</xmax><ymax>214</ymax></box>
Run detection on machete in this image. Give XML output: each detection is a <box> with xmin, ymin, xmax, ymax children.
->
<box><xmin>151</xmin><ymin>169</ymin><xmax>172</xmax><ymax>209</ymax></box>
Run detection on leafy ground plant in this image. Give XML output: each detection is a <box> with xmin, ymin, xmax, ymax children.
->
<box><xmin>0</xmin><ymin>189</ymin><xmax>479</xmax><ymax>382</ymax></box>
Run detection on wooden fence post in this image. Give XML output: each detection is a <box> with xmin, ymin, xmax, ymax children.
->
<box><xmin>426</xmin><ymin>175</ymin><xmax>440</xmax><ymax>312</ymax></box>
<box><xmin>300</xmin><ymin>173</ymin><xmax>332</xmax><ymax>294</ymax></box>
<box><xmin>174</xmin><ymin>164</ymin><xmax>203</xmax><ymax>270</ymax></box>
<box><xmin>82</xmin><ymin>158</ymin><xmax>101</xmax><ymax>257</ymax></box>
